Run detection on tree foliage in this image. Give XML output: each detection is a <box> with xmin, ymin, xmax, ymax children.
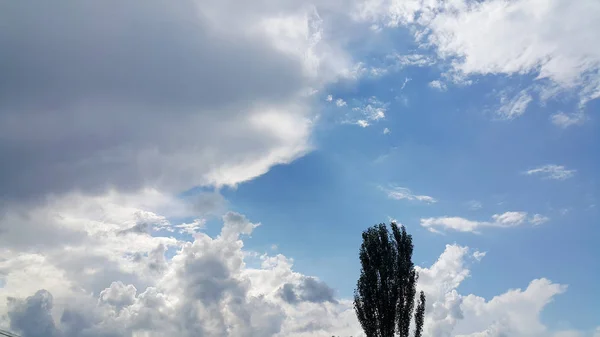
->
<box><xmin>353</xmin><ymin>223</ymin><xmax>425</xmax><ymax>337</ymax></box>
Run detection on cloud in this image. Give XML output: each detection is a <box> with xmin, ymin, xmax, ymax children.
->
<box><xmin>421</xmin><ymin>211</ymin><xmax>548</xmax><ymax>233</ymax></box>
<box><xmin>356</xmin><ymin>120</ymin><xmax>370</xmax><ymax>127</ymax></box>
<box><xmin>0</xmin><ymin>191</ymin><xmax>574</xmax><ymax>337</ymax></box>
<box><xmin>381</xmin><ymin>185</ymin><xmax>437</xmax><ymax>204</ymax></box>
<box><xmin>335</xmin><ymin>98</ymin><xmax>348</xmax><ymax>107</ymax></box>
<box><xmin>342</xmin><ymin>96</ymin><xmax>388</xmax><ymax>128</ymax></box>
<box><xmin>354</xmin><ymin>0</ymin><xmax>600</xmax><ymax>108</ymax></box>
<box><xmin>416</xmin><ymin>245</ymin><xmax>567</xmax><ymax>337</ymax></box>
<box><xmin>466</xmin><ymin>200</ymin><xmax>483</xmax><ymax>210</ymax></box>
<box><xmin>530</xmin><ymin>214</ymin><xmax>550</xmax><ymax>226</ymax></box>
<box><xmin>354</xmin><ymin>96</ymin><xmax>388</xmax><ymax>121</ymax></box>
<box><xmin>429</xmin><ymin>80</ymin><xmax>448</xmax><ymax>91</ymax></box>
<box><xmin>497</xmin><ymin>89</ymin><xmax>533</xmax><ymax>120</ymax></box>
<box><xmin>472</xmin><ymin>251</ymin><xmax>486</xmax><ymax>261</ymax></box>
<box><xmin>278</xmin><ymin>277</ymin><xmax>337</xmax><ymax>304</ymax></box>
<box><xmin>383</xmin><ymin>127</ymin><xmax>391</xmax><ymax>134</ymax></box>
<box><xmin>0</xmin><ymin>192</ymin><xmax>363</xmax><ymax>337</ymax></box>
<box><xmin>400</xmin><ymin>77</ymin><xmax>412</xmax><ymax>90</ymax></box>
<box><xmin>525</xmin><ymin>164</ymin><xmax>576</xmax><ymax>180</ymax></box>
<box><xmin>0</xmin><ymin>0</ymin><xmax>353</xmax><ymax>205</ymax></box>
<box><xmin>551</xmin><ymin>111</ymin><xmax>587</xmax><ymax>128</ymax></box>
<box><xmin>7</xmin><ymin>290</ymin><xmax>60</xmax><ymax>337</ymax></box>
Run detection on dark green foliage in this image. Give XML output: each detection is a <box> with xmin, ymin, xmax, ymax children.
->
<box><xmin>353</xmin><ymin>223</ymin><xmax>426</xmax><ymax>337</ymax></box>
<box><xmin>414</xmin><ymin>291</ymin><xmax>426</xmax><ymax>337</ymax></box>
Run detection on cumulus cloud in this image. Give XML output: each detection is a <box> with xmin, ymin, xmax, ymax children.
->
<box><xmin>0</xmin><ymin>191</ymin><xmax>571</xmax><ymax>337</ymax></box>
<box><xmin>416</xmin><ymin>245</ymin><xmax>566</xmax><ymax>337</ymax></box>
<box><xmin>0</xmin><ymin>0</ymin><xmax>353</xmax><ymax>205</ymax></box>
<box><xmin>525</xmin><ymin>164</ymin><xmax>576</xmax><ymax>180</ymax></box>
<box><xmin>0</xmin><ymin>193</ymin><xmax>361</xmax><ymax>337</ymax></box>
<box><xmin>381</xmin><ymin>185</ymin><xmax>437</xmax><ymax>204</ymax></box>
<box><xmin>421</xmin><ymin>211</ymin><xmax>548</xmax><ymax>233</ymax></box>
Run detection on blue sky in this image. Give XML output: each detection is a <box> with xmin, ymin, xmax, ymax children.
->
<box><xmin>221</xmin><ymin>79</ymin><xmax>598</xmax><ymax>326</ymax></box>
<box><xmin>0</xmin><ymin>0</ymin><xmax>598</xmax><ymax>336</ymax></box>
<box><xmin>215</xmin><ymin>24</ymin><xmax>600</xmax><ymax>332</ymax></box>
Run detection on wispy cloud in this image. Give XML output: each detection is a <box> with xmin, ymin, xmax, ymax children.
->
<box><xmin>466</xmin><ymin>200</ymin><xmax>482</xmax><ymax>210</ymax></box>
<box><xmin>380</xmin><ymin>186</ymin><xmax>437</xmax><ymax>204</ymax></box>
<box><xmin>400</xmin><ymin>77</ymin><xmax>411</xmax><ymax>90</ymax></box>
<box><xmin>497</xmin><ymin>89</ymin><xmax>533</xmax><ymax>120</ymax></box>
<box><xmin>530</xmin><ymin>214</ymin><xmax>550</xmax><ymax>226</ymax></box>
<box><xmin>525</xmin><ymin>164</ymin><xmax>576</xmax><ymax>180</ymax></box>
<box><xmin>472</xmin><ymin>251</ymin><xmax>486</xmax><ymax>261</ymax></box>
<box><xmin>342</xmin><ymin>96</ymin><xmax>389</xmax><ymax>128</ymax></box>
<box><xmin>550</xmin><ymin>111</ymin><xmax>586</xmax><ymax>128</ymax></box>
<box><xmin>421</xmin><ymin>211</ymin><xmax>548</xmax><ymax>234</ymax></box>
<box><xmin>383</xmin><ymin>127</ymin><xmax>391</xmax><ymax>135</ymax></box>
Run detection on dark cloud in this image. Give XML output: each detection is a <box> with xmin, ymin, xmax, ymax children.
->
<box><xmin>7</xmin><ymin>290</ymin><xmax>60</xmax><ymax>337</ymax></box>
<box><xmin>278</xmin><ymin>277</ymin><xmax>337</xmax><ymax>304</ymax></box>
<box><xmin>0</xmin><ymin>0</ymin><xmax>323</xmax><ymax>204</ymax></box>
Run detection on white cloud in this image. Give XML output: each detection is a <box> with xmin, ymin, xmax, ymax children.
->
<box><xmin>0</xmin><ymin>192</ymin><xmax>362</xmax><ymax>337</ymax></box>
<box><xmin>344</xmin><ymin>96</ymin><xmax>388</xmax><ymax>127</ymax></box>
<box><xmin>497</xmin><ymin>89</ymin><xmax>533</xmax><ymax>120</ymax></box>
<box><xmin>551</xmin><ymin>111</ymin><xmax>586</xmax><ymax>128</ymax></box>
<box><xmin>525</xmin><ymin>164</ymin><xmax>576</xmax><ymax>180</ymax></box>
<box><xmin>417</xmin><ymin>245</ymin><xmax>567</xmax><ymax>337</ymax></box>
<box><xmin>174</xmin><ymin>218</ymin><xmax>207</xmax><ymax>235</ymax></box>
<box><xmin>421</xmin><ymin>211</ymin><xmax>548</xmax><ymax>233</ymax></box>
<box><xmin>335</xmin><ymin>98</ymin><xmax>347</xmax><ymax>107</ymax></box>
<box><xmin>381</xmin><ymin>185</ymin><xmax>437</xmax><ymax>204</ymax></box>
<box><xmin>472</xmin><ymin>251</ymin><xmax>486</xmax><ymax>261</ymax></box>
<box><xmin>395</xmin><ymin>53</ymin><xmax>437</xmax><ymax>68</ymax></box>
<box><xmin>325</xmin><ymin>94</ymin><xmax>333</xmax><ymax>102</ymax></box>
<box><xmin>356</xmin><ymin>120</ymin><xmax>370</xmax><ymax>127</ymax></box>
<box><xmin>530</xmin><ymin>214</ymin><xmax>550</xmax><ymax>226</ymax></box>
<box><xmin>383</xmin><ymin>127</ymin><xmax>391</xmax><ymax>134</ymax></box>
<box><xmin>354</xmin><ymin>0</ymin><xmax>600</xmax><ymax>107</ymax></box>
<box><xmin>400</xmin><ymin>77</ymin><xmax>412</xmax><ymax>90</ymax></box>
<box><xmin>429</xmin><ymin>80</ymin><xmax>447</xmax><ymax>91</ymax></box>
<box><xmin>356</xmin><ymin>96</ymin><xmax>387</xmax><ymax>121</ymax></box>
<box><xmin>0</xmin><ymin>192</ymin><xmax>574</xmax><ymax>337</ymax></box>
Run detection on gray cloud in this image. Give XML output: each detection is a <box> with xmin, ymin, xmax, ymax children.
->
<box><xmin>278</xmin><ymin>277</ymin><xmax>337</xmax><ymax>304</ymax></box>
<box><xmin>7</xmin><ymin>290</ymin><xmax>60</xmax><ymax>337</ymax></box>
<box><xmin>0</xmin><ymin>0</ymin><xmax>344</xmax><ymax>204</ymax></box>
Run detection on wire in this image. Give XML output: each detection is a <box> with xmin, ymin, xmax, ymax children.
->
<box><xmin>0</xmin><ymin>329</ymin><xmax>20</xmax><ymax>337</ymax></box>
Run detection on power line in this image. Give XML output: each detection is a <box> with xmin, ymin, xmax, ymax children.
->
<box><xmin>0</xmin><ymin>329</ymin><xmax>20</xmax><ymax>337</ymax></box>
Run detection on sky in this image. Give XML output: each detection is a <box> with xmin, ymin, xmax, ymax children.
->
<box><xmin>0</xmin><ymin>0</ymin><xmax>599</xmax><ymax>336</ymax></box>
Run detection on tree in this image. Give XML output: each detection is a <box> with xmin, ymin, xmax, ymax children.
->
<box><xmin>354</xmin><ymin>223</ymin><xmax>426</xmax><ymax>337</ymax></box>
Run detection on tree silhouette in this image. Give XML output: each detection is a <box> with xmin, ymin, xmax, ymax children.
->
<box><xmin>354</xmin><ymin>223</ymin><xmax>425</xmax><ymax>337</ymax></box>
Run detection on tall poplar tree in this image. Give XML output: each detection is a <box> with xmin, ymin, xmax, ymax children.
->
<box><xmin>354</xmin><ymin>223</ymin><xmax>425</xmax><ymax>337</ymax></box>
